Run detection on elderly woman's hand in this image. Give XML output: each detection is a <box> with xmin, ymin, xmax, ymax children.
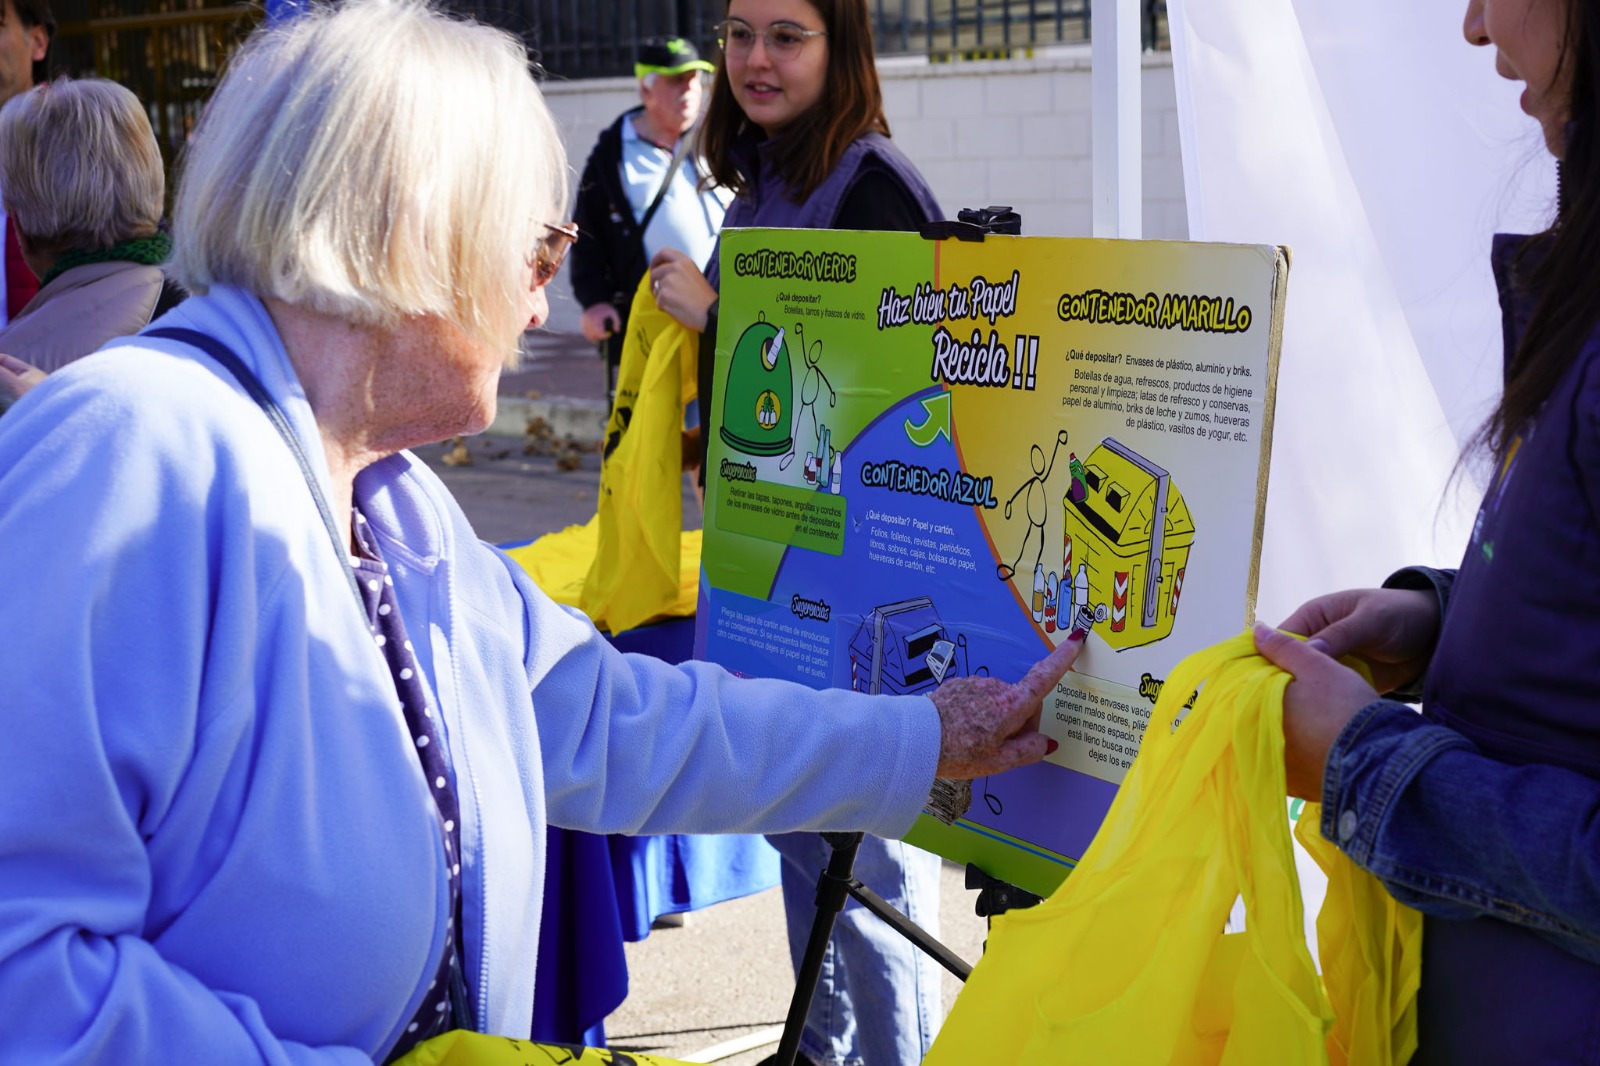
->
<box><xmin>930</xmin><ymin>631</ymin><xmax>1084</xmax><ymax>779</ymax></box>
<box><xmin>0</xmin><ymin>353</ymin><xmax>45</xmax><ymax>412</ymax></box>
<box><xmin>648</xmin><ymin>248</ymin><xmax>718</xmax><ymax>332</ymax></box>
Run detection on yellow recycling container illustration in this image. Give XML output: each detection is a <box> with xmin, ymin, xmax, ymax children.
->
<box><xmin>1061</xmin><ymin>437</ymin><xmax>1195</xmax><ymax>651</ymax></box>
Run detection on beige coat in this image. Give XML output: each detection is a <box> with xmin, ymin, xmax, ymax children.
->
<box><xmin>0</xmin><ymin>259</ymin><xmax>165</xmax><ymax>373</ymax></box>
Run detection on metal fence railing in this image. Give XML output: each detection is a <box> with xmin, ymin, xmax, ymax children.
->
<box><xmin>48</xmin><ymin>0</ymin><xmax>1168</xmax><ymax>163</ymax></box>
<box><xmin>448</xmin><ymin>0</ymin><xmax>1168</xmax><ymax>81</ymax></box>
<box><xmin>50</xmin><ymin>1</ymin><xmax>262</xmax><ymax>196</ymax></box>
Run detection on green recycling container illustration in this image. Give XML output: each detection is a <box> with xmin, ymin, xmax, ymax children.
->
<box><xmin>720</xmin><ymin>315</ymin><xmax>794</xmax><ymax>457</ymax></box>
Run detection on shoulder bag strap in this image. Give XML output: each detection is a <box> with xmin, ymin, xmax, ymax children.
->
<box><xmin>636</xmin><ymin>128</ymin><xmax>694</xmax><ymax>237</ymax></box>
<box><xmin>144</xmin><ymin>326</ymin><xmax>364</xmax><ymax>610</ymax></box>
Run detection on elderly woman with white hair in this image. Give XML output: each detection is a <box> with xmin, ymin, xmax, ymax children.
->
<box><xmin>0</xmin><ymin>76</ymin><xmax>180</xmax><ymax>380</ymax></box>
<box><xmin>0</xmin><ymin>1</ymin><xmax>1077</xmax><ymax>1061</ymax></box>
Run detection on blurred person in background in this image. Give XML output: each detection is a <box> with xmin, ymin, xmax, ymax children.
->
<box><xmin>571</xmin><ymin>36</ymin><xmax>728</xmax><ymax>390</ymax></box>
<box><xmin>0</xmin><ymin>0</ymin><xmax>53</xmax><ymax>321</ymax></box>
<box><xmin>0</xmin><ymin>76</ymin><xmax>183</xmax><ymax>407</ymax></box>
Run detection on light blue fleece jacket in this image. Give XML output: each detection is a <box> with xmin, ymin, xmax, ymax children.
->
<box><xmin>0</xmin><ymin>286</ymin><xmax>942</xmax><ymax>1063</ymax></box>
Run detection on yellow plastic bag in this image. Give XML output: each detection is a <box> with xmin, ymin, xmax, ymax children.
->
<box><xmin>1298</xmin><ymin>804</ymin><xmax>1422</xmax><ymax>1065</ymax></box>
<box><xmin>926</xmin><ymin>630</ymin><xmax>1420</xmax><ymax>1065</ymax></box>
<box><xmin>501</xmin><ymin>276</ymin><xmax>700</xmax><ymax>632</ymax></box>
<box><xmin>578</xmin><ymin>274</ymin><xmax>698</xmax><ymax>634</ymax></box>
<box><xmin>395</xmin><ymin>1030</ymin><xmax>700</xmax><ymax>1065</ymax></box>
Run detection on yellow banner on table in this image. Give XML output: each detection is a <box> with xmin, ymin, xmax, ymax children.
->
<box><xmin>504</xmin><ymin>523</ymin><xmax>700</xmax><ymax>625</ymax></box>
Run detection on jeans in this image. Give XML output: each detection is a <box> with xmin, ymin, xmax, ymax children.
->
<box><xmin>769</xmin><ymin>831</ymin><xmax>943</xmax><ymax>1066</ymax></box>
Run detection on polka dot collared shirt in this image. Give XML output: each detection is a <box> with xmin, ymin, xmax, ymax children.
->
<box><xmin>350</xmin><ymin>509</ymin><xmax>467</xmax><ymax>1060</ymax></box>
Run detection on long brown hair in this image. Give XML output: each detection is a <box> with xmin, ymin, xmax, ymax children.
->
<box><xmin>700</xmin><ymin>0</ymin><xmax>890</xmax><ymax>203</ymax></box>
<box><xmin>1483</xmin><ymin>0</ymin><xmax>1600</xmax><ymax>461</ymax></box>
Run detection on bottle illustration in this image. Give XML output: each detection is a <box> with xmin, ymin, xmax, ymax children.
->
<box><xmin>815</xmin><ymin>426</ymin><xmax>832</xmax><ymax>491</ymax></box>
<box><xmin>1072</xmin><ymin>563</ymin><xmax>1090</xmax><ymax>630</ymax></box>
<box><xmin>830</xmin><ymin>450</ymin><xmax>842</xmax><ymax>494</ymax></box>
<box><xmin>1032</xmin><ymin>562</ymin><xmax>1046</xmax><ymax>623</ymax></box>
<box><xmin>1044</xmin><ymin>571</ymin><xmax>1059</xmax><ymax>632</ymax></box>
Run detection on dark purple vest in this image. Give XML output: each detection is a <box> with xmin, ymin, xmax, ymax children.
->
<box><xmin>1415</xmin><ymin>232</ymin><xmax>1600</xmax><ymax>1064</ymax></box>
<box><xmin>706</xmin><ymin>131</ymin><xmax>942</xmax><ymax>289</ymax></box>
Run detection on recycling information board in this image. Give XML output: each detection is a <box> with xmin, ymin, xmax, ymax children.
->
<box><xmin>696</xmin><ymin>230</ymin><xmax>1287</xmax><ymax>895</ymax></box>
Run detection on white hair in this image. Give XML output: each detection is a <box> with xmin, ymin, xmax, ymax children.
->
<box><xmin>0</xmin><ymin>78</ymin><xmax>164</xmax><ymax>256</ymax></box>
<box><xmin>170</xmin><ymin>0</ymin><xmax>568</xmax><ymax>349</ymax></box>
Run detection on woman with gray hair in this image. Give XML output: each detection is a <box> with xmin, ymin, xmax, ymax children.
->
<box><xmin>0</xmin><ymin>1</ymin><xmax>1076</xmax><ymax>1061</ymax></box>
<box><xmin>0</xmin><ymin>76</ymin><xmax>179</xmax><ymax>376</ymax></box>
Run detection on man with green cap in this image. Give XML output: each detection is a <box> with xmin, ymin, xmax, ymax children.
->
<box><xmin>571</xmin><ymin>37</ymin><xmax>728</xmax><ymax>379</ymax></box>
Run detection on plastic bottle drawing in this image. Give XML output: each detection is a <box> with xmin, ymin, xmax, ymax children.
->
<box><xmin>1044</xmin><ymin>571</ymin><xmax>1059</xmax><ymax>632</ymax></box>
<box><xmin>1032</xmin><ymin>562</ymin><xmax>1046</xmax><ymax>623</ymax></box>
<box><xmin>1073</xmin><ymin>563</ymin><xmax>1090</xmax><ymax>628</ymax></box>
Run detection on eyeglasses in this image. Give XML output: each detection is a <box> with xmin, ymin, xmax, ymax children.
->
<box><xmin>714</xmin><ymin>19</ymin><xmax>826</xmax><ymax>61</ymax></box>
<box><xmin>532</xmin><ymin>221</ymin><xmax>579</xmax><ymax>288</ymax></box>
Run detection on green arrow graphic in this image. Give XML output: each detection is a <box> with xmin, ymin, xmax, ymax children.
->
<box><xmin>904</xmin><ymin>391</ymin><xmax>952</xmax><ymax>447</ymax></box>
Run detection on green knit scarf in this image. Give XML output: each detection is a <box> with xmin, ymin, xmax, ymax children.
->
<box><xmin>39</xmin><ymin>230</ymin><xmax>173</xmax><ymax>288</ymax></box>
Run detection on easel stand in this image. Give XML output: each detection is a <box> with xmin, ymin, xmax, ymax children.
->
<box><xmin>771</xmin><ymin>831</ymin><xmax>1041</xmax><ymax>1066</ymax></box>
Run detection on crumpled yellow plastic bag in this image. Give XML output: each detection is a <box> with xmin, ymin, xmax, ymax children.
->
<box><xmin>503</xmin><ymin>275</ymin><xmax>699</xmax><ymax>633</ymax></box>
<box><xmin>578</xmin><ymin>275</ymin><xmax>698</xmax><ymax>635</ymax></box>
<box><xmin>925</xmin><ymin>630</ymin><xmax>1420</xmax><ymax>1065</ymax></box>
<box><xmin>1298</xmin><ymin>802</ymin><xmax>1422</xmax><ymax>1065</ymax></box>
<box><xmin>395</xmin><ymin>1031</ymin><xmax>699</xmax><ymax>1065</ymax></box>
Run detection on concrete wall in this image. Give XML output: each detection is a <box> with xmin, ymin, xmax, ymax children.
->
<box><xmin>539</xmin><ymin>46</ymin><xmax>1185</xmax><ymax>335</ymax></box>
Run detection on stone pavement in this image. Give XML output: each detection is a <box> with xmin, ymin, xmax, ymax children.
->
<box><xmin>422</xmin><ymin>328</ymin><xmax>990</xmax><ymax>1065</ymax></box>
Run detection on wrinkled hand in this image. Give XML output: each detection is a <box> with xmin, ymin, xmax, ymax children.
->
<box><xmin>0</xmin><ymin>352</ymin><xmax>44</xmax><ymax>410</ymax></box>
<box><xmin>648</xmin><ymin>248</ymin><xmax>718</xmax><ymax>332</ymax></box>
<box><xmin>1253</xmin><ymin>624</ymin><xmax>1380</xmax><ymax>800</ymax></box>
<box><xmin>580</xmin><ymin>302</ymin><xmax>620</xmax><ymax>343</ymax></box>
<box><xmin>929</xmin><ymin>631</ymin><xmax>1084</xmax><ymax>779</ymax></box>
<box><xmin>1278</xmin><ymin>586</ymin><xmax>1439</xmax><ymax>695</ymax></box>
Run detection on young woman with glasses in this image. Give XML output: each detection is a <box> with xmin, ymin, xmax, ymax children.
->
<box><xmin>649</xmin><ymin>2</ymin><xmax>948</xmax><ymax>1064</ymax></box>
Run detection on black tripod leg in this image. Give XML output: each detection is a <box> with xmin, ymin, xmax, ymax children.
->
<box><xmin>774</xmin><ymin>832</ymin><xmax>864</xmax><ymax>1066</ymax></box>
<box><xmin>844</xmin><ymin>880</ymin><xmax>971</xmax><ymax>981</ymax></box>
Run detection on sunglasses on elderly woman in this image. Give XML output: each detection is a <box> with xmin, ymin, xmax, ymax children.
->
<box><xmin>533</xmin><ymin>222</ymin><xmax>580</xmax><ymax>287</ymax></box>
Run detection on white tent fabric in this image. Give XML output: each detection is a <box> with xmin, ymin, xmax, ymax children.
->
<box><xmin>1166</xmin><ymin>0</ymin><xmax>1557</xmax><ymax>960</ymax></box>
<box><xmin>1167</xmin><ymin>0</ymin><xmax>1555</xmax><ymax>626</ymax></box>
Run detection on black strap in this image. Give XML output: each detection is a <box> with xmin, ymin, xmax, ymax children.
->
<box><xmin>145</xmin><ymin>326</ymin><xmax>364</xmax><ymax>609</ymax></box>
<box><xmin>636</xmin><ymin>128</ymin><xmax>694</xmax><ymax>237</ymax></box>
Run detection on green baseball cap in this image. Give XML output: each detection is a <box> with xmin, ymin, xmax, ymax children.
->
<box><xmin>635</xmin><ymin>37</ymin><xmax>714</xmax><ymax>79</ymax></box>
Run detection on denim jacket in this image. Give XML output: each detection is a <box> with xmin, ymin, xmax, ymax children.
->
<box><xmin>1321</xmin><ymin>235</ymin><xmax>1600</xmax><ymax>1062</ymax></box>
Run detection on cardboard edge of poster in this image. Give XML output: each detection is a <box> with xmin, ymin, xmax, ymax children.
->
<box><xmin>902</xmin><ymin>813</ymin><xmax>1078</xmax><ymax>899</ymax></box>
<box><xmin>1244</xmin><ymin>246</ymin><xmax>1291</xmax><ymax>628</ymax></box>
